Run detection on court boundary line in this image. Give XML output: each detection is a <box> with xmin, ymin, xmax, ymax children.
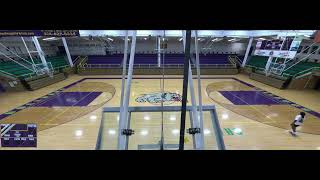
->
<box><xmin>206</xmin><ymin>84</ymin><xmax>320</xmax><ymax>135</ymax></box>
<box><xmin>0</xmin><ymin>76</ymin><xmax>319</xmax><ymax>121</ymax></box>
<box><xmin>218</xmin><ymin>91</ymin><xmax>277</xmax><ymax>124</ymax></box>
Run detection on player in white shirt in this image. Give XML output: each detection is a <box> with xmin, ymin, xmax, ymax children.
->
<box><xmin>290</xmin><ymin>112</ymin><xmax>306</xmax><ymax>136</ymax></box>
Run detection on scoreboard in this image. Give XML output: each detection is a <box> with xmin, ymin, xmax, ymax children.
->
<box><xmin>0</xmin><ymin>124</ymin><xmax>37</xmax><ymax>147</ymax></box>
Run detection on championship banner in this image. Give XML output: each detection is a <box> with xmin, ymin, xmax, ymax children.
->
<box><xmin>0</xmin><ymin>30</ymin><xmax>80</xmax><ymax>37</ymax></box>
<box><xmin>254</xmin><ymin>36</ymin><xmax>299</xmax><ymax>59</ymax></box>
<box><xmin>254</xmin><ymin>49</ymin><xmax>297</xmax><ymax>59</ymax></box>
<box><xmin>256</xmin><ymin>41</ymin><xmax>262</xmax><ymax>49</ymax></box>
<box><xmin>289</xmin><ymin>36</ymin><xmax>303</xmax><ymax>51</ymax></box>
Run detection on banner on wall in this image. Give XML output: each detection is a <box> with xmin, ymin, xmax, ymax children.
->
<box><xmin>289</xmin><ymin>36</ymin><xmax>303</xmax><ymax>51</ymax></box>
<box><xmin>254</xmin><ymin>36</ymin><xmax>301</xmax><ymax>59</ymax></box>
<box><xmin>256</xmin><ymin>41</ymin><xmax>262</xmax><ymax>49</ymax></box>
<box><xmin>0</xmin><ymin>30</ymin><xmax>80</xmax><ymax>37</ymax></box>
<box><xmin>255</xmin><ymin>37</ymin><xmax>295</xmax><ymax>51</ymax></box>
<box><xmin>254</xmin><ymin>49</ymin><xmax>297</xmax><ymax>59</ymax></box>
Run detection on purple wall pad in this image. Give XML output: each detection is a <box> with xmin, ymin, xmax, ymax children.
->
<box><xmin>34</xmin><ymin>92</ymin><xmax>102</xmax><ymax>107</ymax></box>
<box><xmin>219</xmin><ymin>91</ymin><xmax>283</xmax><ymax>105</ymax></box>
<box><xmin>0</xmin><ymin>82</ymin><xmax>5</xmax><ymax>92</ymax></box>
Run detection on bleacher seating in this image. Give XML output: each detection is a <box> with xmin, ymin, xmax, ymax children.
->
<box><xmin>197</xmin><ymin>54</ymin><xmax>229</xmax><ymax>64</ymax></box>
<box><xmin>0</xmin><ymin>61</ymin><xmax>34</xmax><ymax>77</ymax></box>
<box><xmin>29</xmin><ymin>56</ymin><xmax>69</xmax><ymax>70</ymax></box>
<box><xmin>246</xmin><ymin>56</ymin><xmax>269</xmax><ymax>69</ymax></box>
<box><xmin>86</xmin><ymin>54</ymin><xmax>232</xmax><ymax>65</ymax></box>
<box><xmin>87</xmin><ymin>55</ymin><xmax>123</xmax><ymax>64</ymax></box>
<box><xmin>245</xmin><ymin>55</ymin><xmax>320</xmax><ymax>78</ymax></box>
<box><xmin>283</xmin><ymin>62</ymin><xmax>320</xmax><ymax>77</ymax></box>
<box><xmin>0</xmin><ymin>56</ymin><xmax>69</xmax><ymax>78</ymax></box>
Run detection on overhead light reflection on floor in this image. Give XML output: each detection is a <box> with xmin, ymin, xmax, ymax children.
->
<box><xmin>90</xmin><ymin>115</ymin><xmax>97</xmax><ymax>122</ymax></box>
<box><xmin>140</xmin><ymin>130</ymin><xmax>149</xmax><ymax>136</ymax></box>
<box><xmin>169</xmin><ymin>115</ymin><xmax>176</xmax><ymax>121</ymax></box>
<box><xmin>204</xmin><ymin>129</ymin><xmax>211</xmax><ymax>135</ymax></box>
<box><xmin>172</xmin><ymin>129</ymin><xmax>179</xmax><ymax>135</ymax></box>
<box><xmin>108</xmin><ymin>129</ymin><xmax>116</xmax><ymax>135</ymax></box>
<box><xmin>75</xmin><ymin>130</ymin><xmax>83</xmax><ymax>137</ymax></box>
<box><xmin>222</xmin><ymin>113</ymin><xmax>229</xmax><ymax>120</ymax></box>
<box><xmin>144</xmin><ymin>115</ymin><xmax>150</xmax><ymax>120</ymax></box>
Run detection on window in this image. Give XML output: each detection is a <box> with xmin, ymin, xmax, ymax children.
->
<box><xmin>303</xmin><ymin>46</ymin><xmax>309</xmax><ymax>54</ymax></box>
<box><xmin>311</xmin><ymin>46</ymin><xmax>318</xmax><ymax>54</ymax></box>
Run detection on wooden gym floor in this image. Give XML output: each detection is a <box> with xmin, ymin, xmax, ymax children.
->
<box><xmin>0</xmin><ymin>74</ymin><xmax>319</xmax><ymax>150</ymax></box>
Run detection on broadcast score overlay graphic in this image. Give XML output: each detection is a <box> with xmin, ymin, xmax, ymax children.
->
<box><xmin>0</xmin><ymin>124</ymin><xmax>37</xmax><ymax>147</ymax></box>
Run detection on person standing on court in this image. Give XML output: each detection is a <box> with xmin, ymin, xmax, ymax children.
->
<box><xmin>290</xmin><ymin>112</ymin><xmax>306</xmax><ymax>136</ymax></box>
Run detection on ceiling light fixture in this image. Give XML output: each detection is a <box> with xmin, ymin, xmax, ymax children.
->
<box><xmin>42</xmin><ymin>37</ymin><xmax>56</xmax><ymax>41</ymax></box>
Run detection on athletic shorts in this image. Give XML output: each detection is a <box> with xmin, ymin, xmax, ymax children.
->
<box><xmin>291</xmin><ymin>123</ymin><xmax>300</xmax><ymax>127</ymax></box>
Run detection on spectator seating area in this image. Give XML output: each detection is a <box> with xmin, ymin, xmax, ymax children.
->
<box><xmin>0</xmin><ymin>56</ymin><xmax>69</xmax><ymax>78</ymax></box>
<box><xmin>246</xmin><ymin>56</ymin><xmax>269</xmax><ymax>69</ymax></box>
<box><xmin>246</xmin><ymin>55</ymin><xmax>320</xmax><ymax>77</ymax></box>
<box><xmin>86</xmin><ymin>54</ymin><xmax>232</xmax><ymax>65</ymax></box>
<box><xmin>282</xmin><ymin>62</ymin><xmax>320</xmax><ymax>77</ymax></box>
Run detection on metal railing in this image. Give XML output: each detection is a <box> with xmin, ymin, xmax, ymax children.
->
<box><xmin>234</xmin><ymin>56</ymin><xmax>243</xmax><ymax>65</ymax></box>
<box><xmin>77</xmin><ymin>56</ymin><xmax>88</xmax><ymax>67</ymax></box>
<box><xmin>246</xmin><ymin>63</ymin><xmax>320</xmax><ymax>80</ymax></box>
<box><xmin>283</xmin><ymin>46</ymin><xmax>320</xmax><ymax>73</ymax></box>
<box><xmin>282</xmin><ymin>66</ymin><xmax>320</xmax><ymax>79</ymax></box>
<box><xmin>73</xmin><ymin>56</ymin><xmax>81</xmax><ymax>64</ymax></box>
<box><xmin>81</xmin><ymin>63</ymin><xmax>236</xmax><ymax>69</ymax></box>
<box><xmin>228</xmin><ymin>56</ymin><xmax>236</xmax><ymax>65</ymax></box>
<box><xmin>16</xmin><ymin>65</ymin><xmax>70</xmax><ymax>79</ymax></box>
<box><xmin>0</xmin><ymin>69</ymin><xmax>18</xmax><ymax>80</ymax></box>
<box><xmin>245</xmin><ymin>64</ymin><xmax>266</xmax><ymax>72</ymax></box>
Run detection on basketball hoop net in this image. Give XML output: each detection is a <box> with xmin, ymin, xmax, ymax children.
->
<box><xmin>32</xmin><ymin>62</ymin><xmax>54</xmax><ymax>78</ymax></box>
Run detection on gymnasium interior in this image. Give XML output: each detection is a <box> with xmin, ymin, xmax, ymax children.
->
<box><xmin>0</xmin><ymin>30</ymin><xmax>319</xmax><ymax>150</ymax></box>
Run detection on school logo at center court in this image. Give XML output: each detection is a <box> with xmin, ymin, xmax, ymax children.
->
<box><xmin>135</xmin><ymin>92</ymin><xmax>183</xmax><ymax>105</ymax></box>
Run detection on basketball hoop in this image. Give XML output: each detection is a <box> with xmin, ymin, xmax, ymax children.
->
<box><xmin>32</xmin><ymin>62</ymin><xmax>54</xmax><ymax>78</ymax></box>
<box><xmin>48</xmin><ymin>71</ymin><xmax>54</xmax><ymax>78</ymax></box>
<box><xmin>265</xmin><ymin>70</ymin><xmax>271</xmax><ymax>77</ymax></box>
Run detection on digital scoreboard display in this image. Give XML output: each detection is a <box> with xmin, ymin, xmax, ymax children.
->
<box><xmin>0</xmin><ymin>124</ymin><xmax>37</xmax><ymax>147</ymax></box>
